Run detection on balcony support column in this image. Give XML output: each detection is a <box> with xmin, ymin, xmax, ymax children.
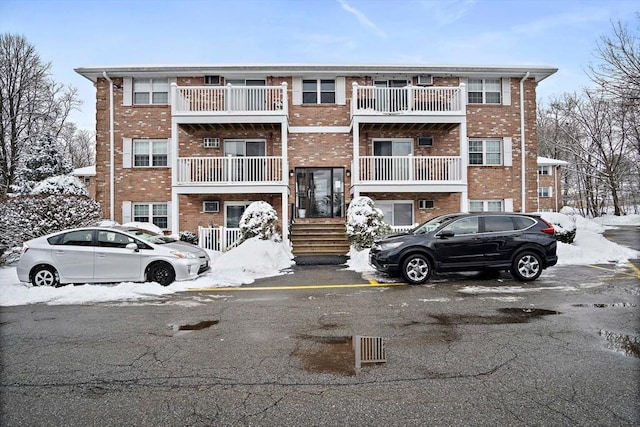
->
<box><xmin>280</xmin><ymin>112</ymin><xmax>289</xmax><ymax>242</ymax></box>
<box><xmin>459</xmin><ymin>83</ymin><xmax>469</xmax><ymax>212</ymax></box>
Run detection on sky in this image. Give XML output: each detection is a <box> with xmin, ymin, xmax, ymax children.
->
<box><xmin>1</xmin><ymin>212</ymin><xmax>639</xmax><ymax>306</ymax></box>
<box><xmin>0</xmin><ymin>0</ymin><xmax>638</xmax><ymax>132</ymax></box>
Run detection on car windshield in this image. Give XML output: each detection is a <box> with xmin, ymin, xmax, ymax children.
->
<box><xmin>412</xmin><ymin>214</ymin><xmax>461</xmax><ymax>234</ymax></box>
<box><xmin>123</xmin><ymin>228</ymin><xmax>176</xmax><ymax>244</ymax></box>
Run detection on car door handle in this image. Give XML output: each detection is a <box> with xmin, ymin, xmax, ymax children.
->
<box><xmin>96</xmin><ymin>253</ymin><xmax>106</xmax><ymax>258</ymax></box>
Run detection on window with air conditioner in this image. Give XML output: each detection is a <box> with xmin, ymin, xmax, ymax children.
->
<box><xmin>417</xmin><ymin>75</ymin><xmax>433</xmax><ymax>86</ymax></box>
<box><xmin>203</xmin><ymin>201</ymin><xmax>220</xmax><ymax>213</ymax></box>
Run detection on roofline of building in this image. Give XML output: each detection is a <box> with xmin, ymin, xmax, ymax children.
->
<box><xmin>74</xmin><ymin>63</ymin><xmax>558</xmax><ymax>83</ymax></box>
<box><xmin>537</xmin><ymin>156</ymin><xmax>569</xmax><ymax>166</ymax></box>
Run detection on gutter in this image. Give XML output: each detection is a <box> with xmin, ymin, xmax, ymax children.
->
<box><xmin>520</xmin><ymin>72</ymin><xmax>530</xmax><ymax>212</ymax></box>
<box><xmin>102</xmin><ymin>71</ymin><xmax>115</xmax><ymax>221</ymax></box>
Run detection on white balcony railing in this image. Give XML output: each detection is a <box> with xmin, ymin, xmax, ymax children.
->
<box><xmin>177</xmin><ymin>156</ymin><xmax>283</xmax><ymax>185</ymax></box>
<box><xmin>352</xmin><ymin>84</ymin><xmax>465</xmax><ymax>115</ymax></box>
<box><xmin>172</xmin><ymin>83</ymin><xmax>288</xmax><ymax>115</ymax></box>
<box><xmin>358</xmin><ymin>156</ymin><xmax>462</xmax><ymax>182</ymax></box>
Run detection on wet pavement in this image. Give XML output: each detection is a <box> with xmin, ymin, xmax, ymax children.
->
<box><xmin>1</xmin><ymin>226</ymin><xmax>639</xmax><ymax>426</ymax></box>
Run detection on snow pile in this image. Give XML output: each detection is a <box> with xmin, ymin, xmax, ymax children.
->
<box><xmin>122</xmin><ymin>221</ymin><xmax>163</xmax><ymax>235</ymax></box>
<box><xmin>31</xmin><ymin>175</ymin><xmax>89</xmax><ymax>196</ymax></box>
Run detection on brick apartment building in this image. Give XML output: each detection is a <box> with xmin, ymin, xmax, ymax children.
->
<box><xmin>75</xmin><ymin>64</ymin><xmax>557</xmax><ymax>254</ymax></box>
<box><xmin>537</xmin><ymin>156</ymin><xmax>568</xmax><ymax>212</ymax></box>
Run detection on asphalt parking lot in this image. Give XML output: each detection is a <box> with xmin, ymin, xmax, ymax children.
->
<box><xmin>1</xmin><ymin>227</ymin><xmax>639</xmax><ymax>426</ymax></box>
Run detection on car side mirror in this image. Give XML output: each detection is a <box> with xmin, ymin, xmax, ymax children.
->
<box><xmin>126</xmin><ymin>242</ymin><xmax>139</xmax><ymax>252</ymax></box>
<box><xmin>438</xmin><ymin>231</ymin><xmax>455</xmax><ymax>239</ymax></box>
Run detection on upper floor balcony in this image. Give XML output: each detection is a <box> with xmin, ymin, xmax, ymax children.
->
<box><xmin>171</xmin><ymin>83</ymin><xmax>288</xmax><ymax>122</ymax></box>
<box><xmin>176</xmin><ymin>156</ymin><xmax>284</xmax><ymax>186</ymax></box>
<box><xmin>351</xmin><ymin>83</ymin><xmax>466</xmax><ymax>121</ymax></box>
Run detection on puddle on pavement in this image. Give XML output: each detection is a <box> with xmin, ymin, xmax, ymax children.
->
<box><xmin>572</xmin><ymin>303</ymin><xmax>637</xmax><ymax>308</ymax></box>
<box><xmin>176</xmin><ymin>320</ymin><xmax>219</xmax><ymax>331</ymax></box>
<box><xmin>294</xmin><ymin>335</ymin><xmax>386</xmax><ymax>376</ymax></box>
<box><xmin>599</xmin><ymin>330</ymin><xmax>640</xmax><ymax>359</ymax></box>
<box><xmin>430</xmin><ymin>308</ymin><xmax>560</xmax><ymax>325</ymax></box>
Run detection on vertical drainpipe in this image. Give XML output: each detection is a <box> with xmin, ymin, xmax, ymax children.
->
<box><xmin>102</xmin><ymin>71</ymin><xmax>115</xmax><ymax>221</ymax></box>
<box><xmin>519</xmin><ymin>72</ymin><xmax>530</xmax><ymax>213</ymax></box>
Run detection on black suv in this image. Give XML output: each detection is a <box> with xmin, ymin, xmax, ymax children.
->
<box><xmin>369</xmin><ymin>212</ymin><xmax>558</xmax><ymax>284</ymax></box>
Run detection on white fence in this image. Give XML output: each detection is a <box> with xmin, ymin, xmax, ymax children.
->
<box><xmin>173</xmin><ymin>84</ymin><xmax>287</xmax><ymax>114</ymax></box>
<box><xmin>198</xmin><ymin>227</ymin><xmax>241</xmax><ymax>252</ymax></box>
<box><xmin>353</xmin><ymin>85</ymin><xmax>465</xmax><ymax>114</ymax></box>
<box><xmin>358</xmin><ymin>156</ymin><xmax>462</xmax><ymax>182</ymax></box>
<box><xmin>177</xmin><ymin>156</ymin><xmax>283</xmax><ymax>184</ymax></box>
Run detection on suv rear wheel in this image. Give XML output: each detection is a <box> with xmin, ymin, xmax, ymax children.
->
<box><xmin>401</xmin><ymin>254</ymin><xmax>432</xmax><ymax>285</ymax></box>
<box><xmin>511</xmin><ymin>251</ymin><xmax>543</xmax><ymax>281</ymax></box>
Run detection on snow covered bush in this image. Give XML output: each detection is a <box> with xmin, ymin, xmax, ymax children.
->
<box><xmin>346</xmin><ymin>196</ymin><xmax>391</xmax><ymax>250</ymax></box>
<box><xmin>11</xmin><ymin>136</ymin><xmax>72</xmax><ymax>194</ymax></box>
<box><xmin>540</xmin><ymin>211</ymin><xmax>577</xmax><ymax>244</ymax></box>
<box><xmin>239</xmin><ymin>201</ymin><xmax>279</xmax><ymax>242</ymax></box>
<box><xmin>0</xmin><ymin>194</ymin><xmax>102</xmax><ymax>264</ymax></box>
<box><xmin>179</xmin><ymin>231</ymin><xmax>198</xmax><ymax>245</ymax></box>
<box><xmin>31</xmin><ymin>175</ymin><xmax>89</xmax><ymax>196</ymax></box>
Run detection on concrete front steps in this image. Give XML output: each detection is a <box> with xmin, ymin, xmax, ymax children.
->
<box><xmin>290</xmin><ymin>221</ymin><xmax>350</xmax><ymax>257</ymax></box>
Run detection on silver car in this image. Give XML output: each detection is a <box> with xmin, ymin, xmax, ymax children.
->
<box><xmin>17</xmin><ymin>226</ymin><xmax>211</xmax><ymax>287</ymax></box>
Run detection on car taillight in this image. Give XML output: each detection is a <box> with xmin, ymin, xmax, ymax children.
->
<box><xmin>540</xmin><ymin>218</ymin><xmax>555</xmax><ymax>235</ymax></box>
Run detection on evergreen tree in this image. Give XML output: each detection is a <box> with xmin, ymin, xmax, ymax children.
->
<box><xmin>11</xmin><ymin>135</ymin><xmax>72</xmax><ymax>194</ymax></box>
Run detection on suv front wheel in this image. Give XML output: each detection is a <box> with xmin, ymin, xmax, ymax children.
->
<box><xmin>511</xmin><ymin>251</ymin><xmax>543</xmax><ymax>281</ymax></box>
<box><xmin>401</xmin><ymin>254</ymin><xmax>432</xmax><ymax>285</ymax></box>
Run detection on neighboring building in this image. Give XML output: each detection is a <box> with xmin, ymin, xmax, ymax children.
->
<box><xmin>71</xmin><ymin>165</ymin><xmax>97</xmax><ymax>199</ymax></box>
<box><xmin>537</xmin><ymin>156</ymin><xmax>568</xmax><ymax>212</ymax></box>
<box><xmin>75</xmin><ymin>64</ymin><xmax>557</xmax><ymax>254</ymax></box>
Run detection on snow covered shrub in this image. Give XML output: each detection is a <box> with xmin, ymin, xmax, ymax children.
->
<box><xmin>11</xmin><ymin>136</ymin><xmax>72</xmax><ymax>194</ymax></box>
<box><xmin>239</xmin><ymin>201</ymin><xmax>279</xmax><ymax>242</ymax></box>
<box><xmin>0</xmin><ymin>194</ymin><xmax>102</xmax><ymax>264</ymax></box>
<box><xmin>31</xmin><ymin>175</ymin><xmax>89</xmax><ymax>196</ymax></box>
<box><xmin>179</xmin><ymin>231</ymin><xmax>198</xmax><ymax>245</ymax></box>
<box><xmin>540</xmin><ymin>212</ymin><xmax>577</xmax><ymax>244</ymax></box>
<box><xmin>346</xmin><ymin>196</ymin><xmax>391</xmax><ymax>250</ymax></box>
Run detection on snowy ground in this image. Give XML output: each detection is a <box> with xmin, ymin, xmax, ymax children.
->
<box><xmin>1</xmin><ymin>214</ymin><xmax>639</xmax><ymax>307</ymax></box>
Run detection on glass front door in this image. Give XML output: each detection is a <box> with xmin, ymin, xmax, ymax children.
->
<box><xmin>295</xmin><ymin>168</ymin><xmax>344</xmax><ymax>218</ymax></box>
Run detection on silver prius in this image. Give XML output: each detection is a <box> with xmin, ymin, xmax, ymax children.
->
<box><xmin>17</xmin><ymin>226</ymin><xmax>211</xmax><ymax>287</ymax></box>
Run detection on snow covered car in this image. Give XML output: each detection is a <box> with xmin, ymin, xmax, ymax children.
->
<box><xmin>17</xmin><ymin>226</ymin><xmax>210</xmax><ymax>287</ymax></box>
<box><xmin>370</xmin><ymin>212</ymin><xmax>558</xmax><ymax>284</ymax></box>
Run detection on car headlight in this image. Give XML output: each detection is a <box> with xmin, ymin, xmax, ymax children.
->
<box><xmin>171</xmin><ymin>251</ymin><xmax>197</xmax><ymax>259</ymax></box>
<box><xmin>379</xmin><ymin>241</ymin><xmax>403</xmax><ymax>251</ymax></box>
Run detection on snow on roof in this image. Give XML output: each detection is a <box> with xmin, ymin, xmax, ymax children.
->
<box><xmin>537</xmin><ymin>157</ymin><xmax>568</xmax><ymax>166</ymax></box>
<box><xmin>72</xmin><ymin>165</ymin><xmax>96</xmax><ymax>176</ymax></box>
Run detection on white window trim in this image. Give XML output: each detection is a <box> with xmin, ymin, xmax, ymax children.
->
<box><xmin>132</xmin><ymin>138</ymin><xmax>170</xmax><ymax>168</ymax></box>
<box><xmin>125</xmin><ymin>201</ymin><xmax>171</xmax><ymax>230</ymax></box>
<box><xmin>224</xmin><ymin>201</ymin><xmax>253</xmax><ymax>228</ymax></box>
<box><xmin>301</xmin><ymin>78</ymin><xmax>337</xmax><ymax>105</ymax></box>
<box><xmin>469</xmin><ymin>200</ymin><xmax>504</xmax><ymax>212</ymax></box>
<box><xmin>538</xmin><ymin>187</ymin><xmax>553</xmax><ymax>198</ymax></box>
<box><xmin>468</xmin><ymin>78</ymin><xmax>501</xmax><ymax>104</ymax></box>
<box><xmin>468</xmin><ymin>138</ymin><xmax>503</xmax><ymax>166</ymax></box>
<box><xmin>132</xmin><ymin>78</ymin><xmax>169</xmax><ymax>105</ymax></box>
<box><xmin>223</xmin><ymin>139</ymin><xmax>267</xmax><ymax>156</ymax></box>
<box><xmin>538</xmin><ymin>165</ymin><xmax>553</xmax><ymax>176</ymax></box>
<box><xmin>375</xmin><ymin>200</ymin><xmax>414</xmax><ymax>227</ymax></box>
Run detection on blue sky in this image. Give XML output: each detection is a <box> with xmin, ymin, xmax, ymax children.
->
<box><xmin>1</xmin><ymin>0</ymin><xmax>638</xmax><ymax>131</ymax></box>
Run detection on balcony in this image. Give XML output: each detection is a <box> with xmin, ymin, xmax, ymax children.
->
<box><xmin>171</xmin><ymin>83</ymin><xmax>288</xmax><ymax>119</ymax></box>
<box><xmin>176</xmin><ymin>156</ymin><xmax>283</xmax><ymax>185</ymax></box>
<box><xmin>354</xmin><ymin>155</ymin><xmax>465</xmax><ymax>193</ymax></box>
<box><xmin>351</xmin><ymin>84</ymin><xmax>466</xmax><ymax>119</ymax></box>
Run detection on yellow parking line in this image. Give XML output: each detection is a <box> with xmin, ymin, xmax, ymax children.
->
<box><xmin>627</xmin><ymin>261</ymin><xmax>640</xmax><ymax>279</ymax></box>
<box><xmin>187</xmin><ymin>282</ymin><xmax>406</xmax><ymax>292</ymax></box>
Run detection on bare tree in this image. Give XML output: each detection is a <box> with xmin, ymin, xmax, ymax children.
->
<box><xmin>0</xmin><ymin>33</ymin><xmax>80</xmax><ymax>194</ymax></box>
<box><xmin>59</xmin><ymin>122</ymin><xmax>95</xmax><ymax>168</ymax></box>
<box><xmin>588</xmin><ymin>16</ymin><xmax>640</xmax><ymax>103</ymax></box>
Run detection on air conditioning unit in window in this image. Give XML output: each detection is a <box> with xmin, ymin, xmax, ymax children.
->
<box><xmin>418</xmin><ymin>136</ymin><xmax>433</xmax><ymax>147</ymax></box>
<box><xmin>203</xmin><ymin>200</ymin><xmax>220</xmax><ymax>213</ymax></box>
<box><xmin>419</xmin><ymin>199</ymin><xmax>435</xmax><ymax>210</ymax></box>
<box><xmin>417</xmin><ymin>75</ymin><xmax>433</xmax><ymax>86</ymax></box>
<box><xmin>203</xmin><ymin>137</ymin><xmax>220</xmax><ymax>148</ymax></box>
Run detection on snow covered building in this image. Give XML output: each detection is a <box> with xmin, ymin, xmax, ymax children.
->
<box><xmin>75</xmin><ymin>64</ymin><xmax>557</xmax><ymax>255</ymax></box>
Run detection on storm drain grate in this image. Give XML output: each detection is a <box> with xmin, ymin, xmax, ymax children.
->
<box><xmin>354</xmin><ymin>336</ymin><xmax>386</xmax><ymax>368</ymax></box>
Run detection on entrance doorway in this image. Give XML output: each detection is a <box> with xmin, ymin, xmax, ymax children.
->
<box><xmin>295</xmin><ymin>168</ymin><xmax>345</xmax><ymax>218</ymax></box>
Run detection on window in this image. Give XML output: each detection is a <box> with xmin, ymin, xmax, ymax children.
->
<box><xmin>204</xmin><ymin>75</ymin><xmax>221</xmax><ymax>85</ymax></box>
<box><xmin>442</xmin><ymin>217</ymin><xmax>480</xmax><ymax>235</ymax></box>
<box><xmin>538</xmin><ymin>187</ymin><xmax>552</xmax><ymax>198</ymax></box>
<box><xmin>133</xmin><ymin>78</ymin><xmax>169</xmax><ymax>105</ymax></box>
<box><xmin>468</xmin><ymin>79</ymin><xmax>501</xmax><ymax>104</ymax></box>
<box><xmin>302</xmin><ymin>79</ymin><xmax>335</xmax><ymax>104</ymax></box>
<box><xmin>133</xmin><ymin>203</ymin><xmax>168</xmax><ymax>229</ymax></box>
<box><xmin>419</xmin><ymin>199</ymin><xmax>435</xmax><ymax>209</ymax></box>
<box><xmin>538</xmin><ymin>165</ymin><xmax>552</xmax><ymax>175</ymax></box>
<box><xmin>48</xmin><ymin>230</ymin><xmax>94</xmax><ymax>246</ymax></box>
<box><xmin>226</xmin><ymin>202</ymin><xmax>253</xmax><ymax>228</ymax></box>
<box><xmin>97</xmin><ymin>231</ymin><xmax>134</xmax><ymax>248</ymax></box>
<box><xmin>133</xmin><ymin>139</ymin><xmax>168</xmax><ymax>167</ymax></box>
<box><xmin>376</xmin><ymin>201</ymin><xmax>414</xmax><ymax>227</ymax></box>
<box><xmin>469</xmin><ymin>139</ymin><xmax>502</xmax><ymax>165</ymax></box>
<box><xmin>469</xmin><ymin>200</ymin><xmax>504</xmax><ymax>212</ymax></box>
<box><xmin>484</xmin><ymin>216</ymin><xmax>517</xmax><ymax>233</ymax></box>
<box><xmin>203</xmin><ymin>201</ymin><xmax>220</xmax><ymax>213</ymax></box>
